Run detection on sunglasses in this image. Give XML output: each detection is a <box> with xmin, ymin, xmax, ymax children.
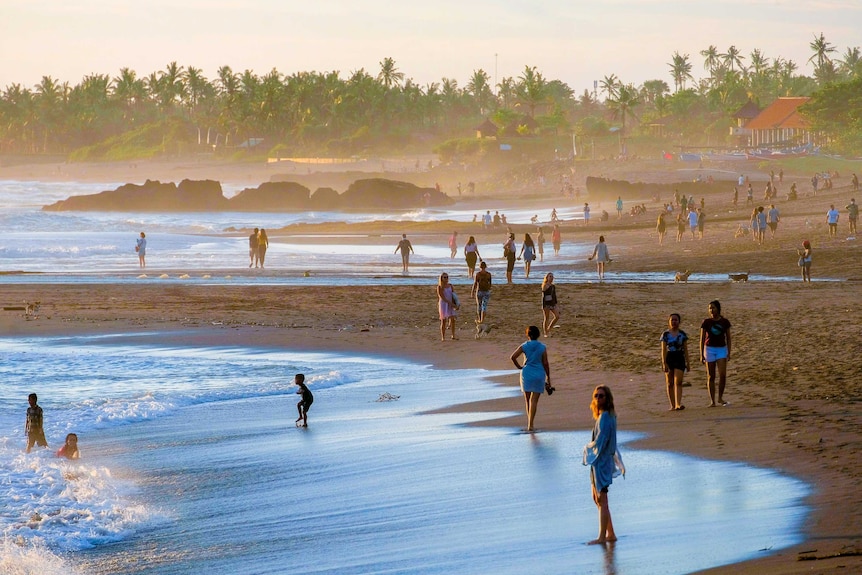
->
<box><xmin>594</xmin><ymin>393</ymin><xmax>606</xmax><ymax>399</ymax></box>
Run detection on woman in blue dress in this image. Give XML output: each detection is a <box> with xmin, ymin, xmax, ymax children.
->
<box><xmin>509</xmin><ymin>325</ymin><xmax>551</xmax><ymax>432</ymax></box>
<box><xmin>518</xmin><ymin>233</ymin><xmax>537</xmax><ymax>278</ymax></box>
<box><xmin>583</xmin><ymin>385</ymin><xmax>624</xmax><ymax>545</ymax></box>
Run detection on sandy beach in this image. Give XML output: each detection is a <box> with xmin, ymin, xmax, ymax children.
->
<box><xmin>2</xmin><ymin>158</ymin><xmax>861</xmax><ymax>574</ymax></box>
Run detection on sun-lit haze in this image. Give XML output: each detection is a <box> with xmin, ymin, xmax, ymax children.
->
<box><xmin>2</xmin><ymin>0</ymin><xmax>860</xmax><ymax>93</ymax></box>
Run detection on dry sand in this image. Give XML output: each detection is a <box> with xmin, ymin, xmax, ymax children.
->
<box><xmin>2</xmin><ymin>158</ymin><xmax>861</xmax><ymax>574</ymax></box>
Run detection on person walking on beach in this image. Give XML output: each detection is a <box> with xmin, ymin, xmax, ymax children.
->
<box><xmin>583</xmin><ymin>203</ymin><xmax>591</xmax><ymax>225</ymax></box>
<box><xmin>294</xmin><ymin>374</ymin><xmax>313</xmax><ymax>427</ymax></box>
<box><xmin>588</xmin><ymin>236</ymin><xmax>612</xmax><ymax>281</ymax></box>
<box><xmin>797</xmin><ymin>240</ymin><xmax>813</xmax><ymax>282</ymax></box>
<box><xmin>767</xmin><ymin>205</ymin><xmax>780</xmax><ymax>239</ymax></box>
<box><xmin>826</xmin><ymin>205</ymin><xmax>840</xmax><ymax>238</ymax></box>
<box><xmin>661</xmin><ymin>313</ymin><xmax>690</xmax><ymax>411</ymax></box>
<box><xmin>616</xmin><ymin>196</ymin><xmax>623</xmax><ymax>219</ymax></box>
<box><xmin>504</xmin><ymin>233</ymin><xmax>517</xmax><ymax>284</ymax></box>
<box><xmin>463</xmin><ymin>236</ymin><xmax>481</xmax><ymax>278</ymax></box>
<box><xmin>518</xmin><ymin>233</ymin><xmax>536</xmax><ymax>278</ymax></box>
<box><xmin>676</xmin><ymin>212</ymin><xmax>686</xmax><ymax>242</ymax></box>
<box><xmin>395</xmin><ymin>234</ymin><xmax>414</xmax><ymax>275</ymax></box>
<box><xmin>656</xmin><ymin>212</ymin><xmax>667</xmax><ymax>246</ymax></box>
<box><xmin>700</xmin><ymin>300</ymin><xmax>731</xmax><ymax>407</ymax></box>
<box><xmin>687</xmin><ymin>208</ymin><xmax>698</xmax><ymax>240</ymax></box>
<box><xmin>135</xmin><ymin>232</ymin><xmax>147</xmax><ymax>268</ymax></box>
<box><xmin>552</xmin><ymin>225</ymin><xmax>562</xmax><ymax>256</ymax></box>
<box><xmin>248</xmin><ymin>228</ymin><xmax>259</xmax><ymax>268</ymax></box>
<box><xmin>541</xmin><ymin>273</ymin><xmax>560</xmax><ymax>337</ymax></box>
<box><xmin>697</xmin><ymin>208</ymin><xmax>706</xmax><ymax>239</ymax></box>
<box><xmin>755</xmin><ymin>206</ymin><xmax>767</xmax><ymax>245</ymax></box>
<box><xmin>56</xmin><ymin>433</ymin><xmax>80</xmax><ymax>460</ymax></box>
<box><xmin>471</xmin><ymin>261</ymin><xmax>492</xmax><ymax>324</ymax></box>
<box><xmin>448</xmin><ymin>231</ymin><xmax>458</xmax><ymax>259</ymax></box>
<box><xmin>583</xmin><ymin>385</ymin><xmax>624</xmax><ymax>545</ymax></box>
<box><xmin>25</xmin><ymin>393</ymin><xmax>48</xmax><ymax>453</ymax></box>
<box><xmin>847</xmin><ymin>198</ymin><xmax>858</xmax><ymax>236</ymax></box>
<box><xmin>510</xmin><ymin>325</ymin><xmax>551</xmax><ymax>432</ymax></box>
<box><xmin>437</xmin><ymin>272</ymin><xmax>459</xmax><ymax>340</ymax></box>
<box><xmin>257</xmin><ymin>229</ymin><xmax>269</xmax><ymax>268</ymax></box>
<box><xmin>536</xmin><ymin>227</ymin><xmax>546</xmax><ymax>262</ymax></box>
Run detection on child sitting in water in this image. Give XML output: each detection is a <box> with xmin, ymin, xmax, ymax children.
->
<box><xmin>295</xmin><ymin>374</ymin><xmax>313</xmax><ymax>428</ymax></box>
<box><xmin>56</xmin><ymin>433</ymin><xmax>80</xmax><ymax>460</ymax></box>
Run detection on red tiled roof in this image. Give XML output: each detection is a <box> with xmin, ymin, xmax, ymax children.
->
<box><xmin>746</xmin><ymin>97</ymin><xmax>811</xmax><ymax>130</ymax></box>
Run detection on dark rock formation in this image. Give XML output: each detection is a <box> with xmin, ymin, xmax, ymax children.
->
<box><xmin>42</xmin><ymin>177</ymin><xmax>452</xmax><ymax>212</ymax></box>
<box><xmin>42</xmin><ymin>179</ymin><xmax>228</xmax><ymax>212</ymax></box>
<box><xmin>228</xmin><ymin>181</ymin><xmax>311</xmax><ymax>211</ymax></box>
<box><xmin>339</xmin><ymin>178</ymin><xmax>453</xmax><ymax>209</ymax></box>
<box><xmin>309</xmin><ymin>187</ymin><xmax>340</xmax><ymax>210</ymax></box>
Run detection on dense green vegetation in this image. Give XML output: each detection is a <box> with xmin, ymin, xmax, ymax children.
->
<box><xmin>1</xmin><ymin>35</ymin><xmax>860</xmax><ymax>161</ymax></box>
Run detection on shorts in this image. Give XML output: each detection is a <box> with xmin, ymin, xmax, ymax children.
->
<box><xmin>665</xmin><ymin>351</ymin><xmax>686</xmax><ymax>371</ymax></box>
<box><xmin>704</xmin><ymin>346</ymin><xmax>728</xmax><ymax>362</ymax></box>
<box><xmin>767</xmin><ymin>222</ymin><xmax>777</xmax><ymax>231</ymax></box>
<box><xmin>27</xmin><ymin>430</ymin><xmax>48</xmax><ymax>450</ymax></box>
<box><xmin>299</xmin><ymin>399</ymin><xmax>313</xmax><ymax>412</ymax></box>
<box><xmin>476</xmin><ymin>290</ymin><xmax>490</xmax><ymax>313</ymax></box>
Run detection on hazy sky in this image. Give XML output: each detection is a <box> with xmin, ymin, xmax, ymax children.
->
<box><xmin>2</xmin><ymin>0</ymin><xmax>860</xmax><ymax>94</ymax></box>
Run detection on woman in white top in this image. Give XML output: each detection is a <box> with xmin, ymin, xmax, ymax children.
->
<box><xmin>588</xmin><ymin>235</ymin><xmax>611</xmax><ymax>280</ymax></box>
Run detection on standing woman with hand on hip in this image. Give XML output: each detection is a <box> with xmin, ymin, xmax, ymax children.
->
<box><xmin>463</xmin><ymin>235</ymin><xmax>481</xmax><ymax>279</ymax></box>
<box><xmin>583</xmin><ymin>385</ymin><xmax>624</xmax><ymax>545</ymax></box>
<box><xmin>700</xmin><ymin>300</ymin><xmax>731</xmax><ymax>407</ymax></box>
<box><xmin>509</xmin><ymin>325</ymin><xmax>551</xmax><ymax>432</ymax></box>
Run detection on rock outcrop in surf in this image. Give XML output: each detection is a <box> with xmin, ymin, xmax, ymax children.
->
<box><xmin>42</xmin><ymin>178</ymin><xmax>454</xmax><ymax>212</ymax></box>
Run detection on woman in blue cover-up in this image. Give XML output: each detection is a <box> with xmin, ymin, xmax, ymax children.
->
<box><xmin>583</xmin><ymin>385</ymin><xmax>625</xmax><ymax>545</ymax></box>
<box><xmin>509</xmin><ymin>325</ymin><xmax>551</xmax><ymax>432</ymax></box>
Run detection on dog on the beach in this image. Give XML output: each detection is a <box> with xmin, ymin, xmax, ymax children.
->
<box><xmin>674</xmin><ymin>270</ymin><xmax>692</xmax><ymax>283</ymax></box>
<box><xmin>475</xmin><ymin>323</ymin><xmax>494</xmax><ymax>339</ymax></box>
<box><xmin>728</xmin><ymin>272</ymin><xmax>750</xmax><ymax>282</ymax></box>
<box><xmin>24</xmin><ymin>301</ymin><xmax>40</xmax><ymax>319</ymax></box>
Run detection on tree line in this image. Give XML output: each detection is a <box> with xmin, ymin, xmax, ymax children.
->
<box><xmin>1</xmin><ymin>34</ymin><xmax>860</xmax><ymax>159</ymax></box>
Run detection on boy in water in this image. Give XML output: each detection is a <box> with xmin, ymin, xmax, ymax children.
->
<box><xmin>25</xmin><ymin>393</ymin><xmax>48</xmax><ymax>453</ymax></box>
<box><xmin>295</xmin><ymin>374</ymin><xmax>313</xmax><ymax>427</ymax></box>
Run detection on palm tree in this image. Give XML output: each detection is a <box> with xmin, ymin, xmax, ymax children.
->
<box><xmin>838</xmin><ymin>47</ymin><xmax>862</xmax><ymax>79</ymax></box>
<box><xmin>721</xmin><ymin>45</ymin><xmax>745</xmax><ymax>72</ymax></box>
<box><xmin>668</xmin><ymin>52</ymin><xmax>693</xmax><ymax>92</ymax></box>
<box><xmin>496</xmin><ymin>77</ymin><xmax>515</xmax><ymax>109</ymax></box>
<box><xmin>158</xmin><ymin>61</ymin><xmax>185</xmax><ymax>109</ymax></box>
<box><xmin>516</xmin><ymin>65</ymin><xmax>547</xmax><ymax>117</ymax></box>
<box><xmin>700</xmin><ymin>45</ymin><xmax>720</xmax><ymax>75</ymax></box>
<box><xmin>377</xmin><ymin>57</ymin><xmax>404</xmax><ymax>89</ymax></box>
<box><xmin>599</xmin><ymin>74</ymin><xmax>619</xmax><ymax>100</ymax></box>
<box><xmin>640</xmin><ymin>79</ymin><xmax>669</xmax><ymax>104</ymax></box>
<box><xmin>606</xmin><ymin>83</ymin><xmax>641</xmax><ymax>135</ymax></box>
<box><xmin>113</xmin><ymin>67</ymin><xmax>145</xmax><ymax>119</ymax></box>
<box><xmin>808</xmin><ymin>33</ymin><xmax>836</xmax><ymax>70</ymax></box>
<box><xmin>466</xmin><ymin>69</ymin><xmax>494</xmax><ymax>115</ymax></box>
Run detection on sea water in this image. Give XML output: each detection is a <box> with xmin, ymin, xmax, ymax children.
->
<box><xmin>0</xmin><ymin>180</ymin><xmax>812</xmax><ymax>284</ymax></box>
<box><xmin>0</xmin><ymin>334</ymin><xmax>808</xmax><ymax>575</ymax></box>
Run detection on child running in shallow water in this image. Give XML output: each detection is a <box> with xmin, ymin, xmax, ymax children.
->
<box><xmin>295</xmin><ymin>374</ymin><xmax>314</xmax><ymax>427</ymax></box>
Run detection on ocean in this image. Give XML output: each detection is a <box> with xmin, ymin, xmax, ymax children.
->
<box><xmin>0</xmin><ymin>180</ymin><xmax>803</xmax><ymax>284</ymax></box>
<box><xmin>1</xmin><ymin>179</ymin><xmax>810</xmax><ymax>574</ymax></box>
<box><xmin>1</xmin><ymin>334</ymin><xmax>808</xmax><ymax>575</ymax></box>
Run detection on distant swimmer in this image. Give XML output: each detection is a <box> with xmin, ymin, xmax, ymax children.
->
<box><xmin>56</xmin><ymin>433</ymin><xmax>80</xmax><ymax>460</ymax></box>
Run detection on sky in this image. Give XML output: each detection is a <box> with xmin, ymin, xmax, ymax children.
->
<box><xmin>2</xmin><ymin>0</ymin><xmax>860</xmax><ymax>94</ymax></box>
